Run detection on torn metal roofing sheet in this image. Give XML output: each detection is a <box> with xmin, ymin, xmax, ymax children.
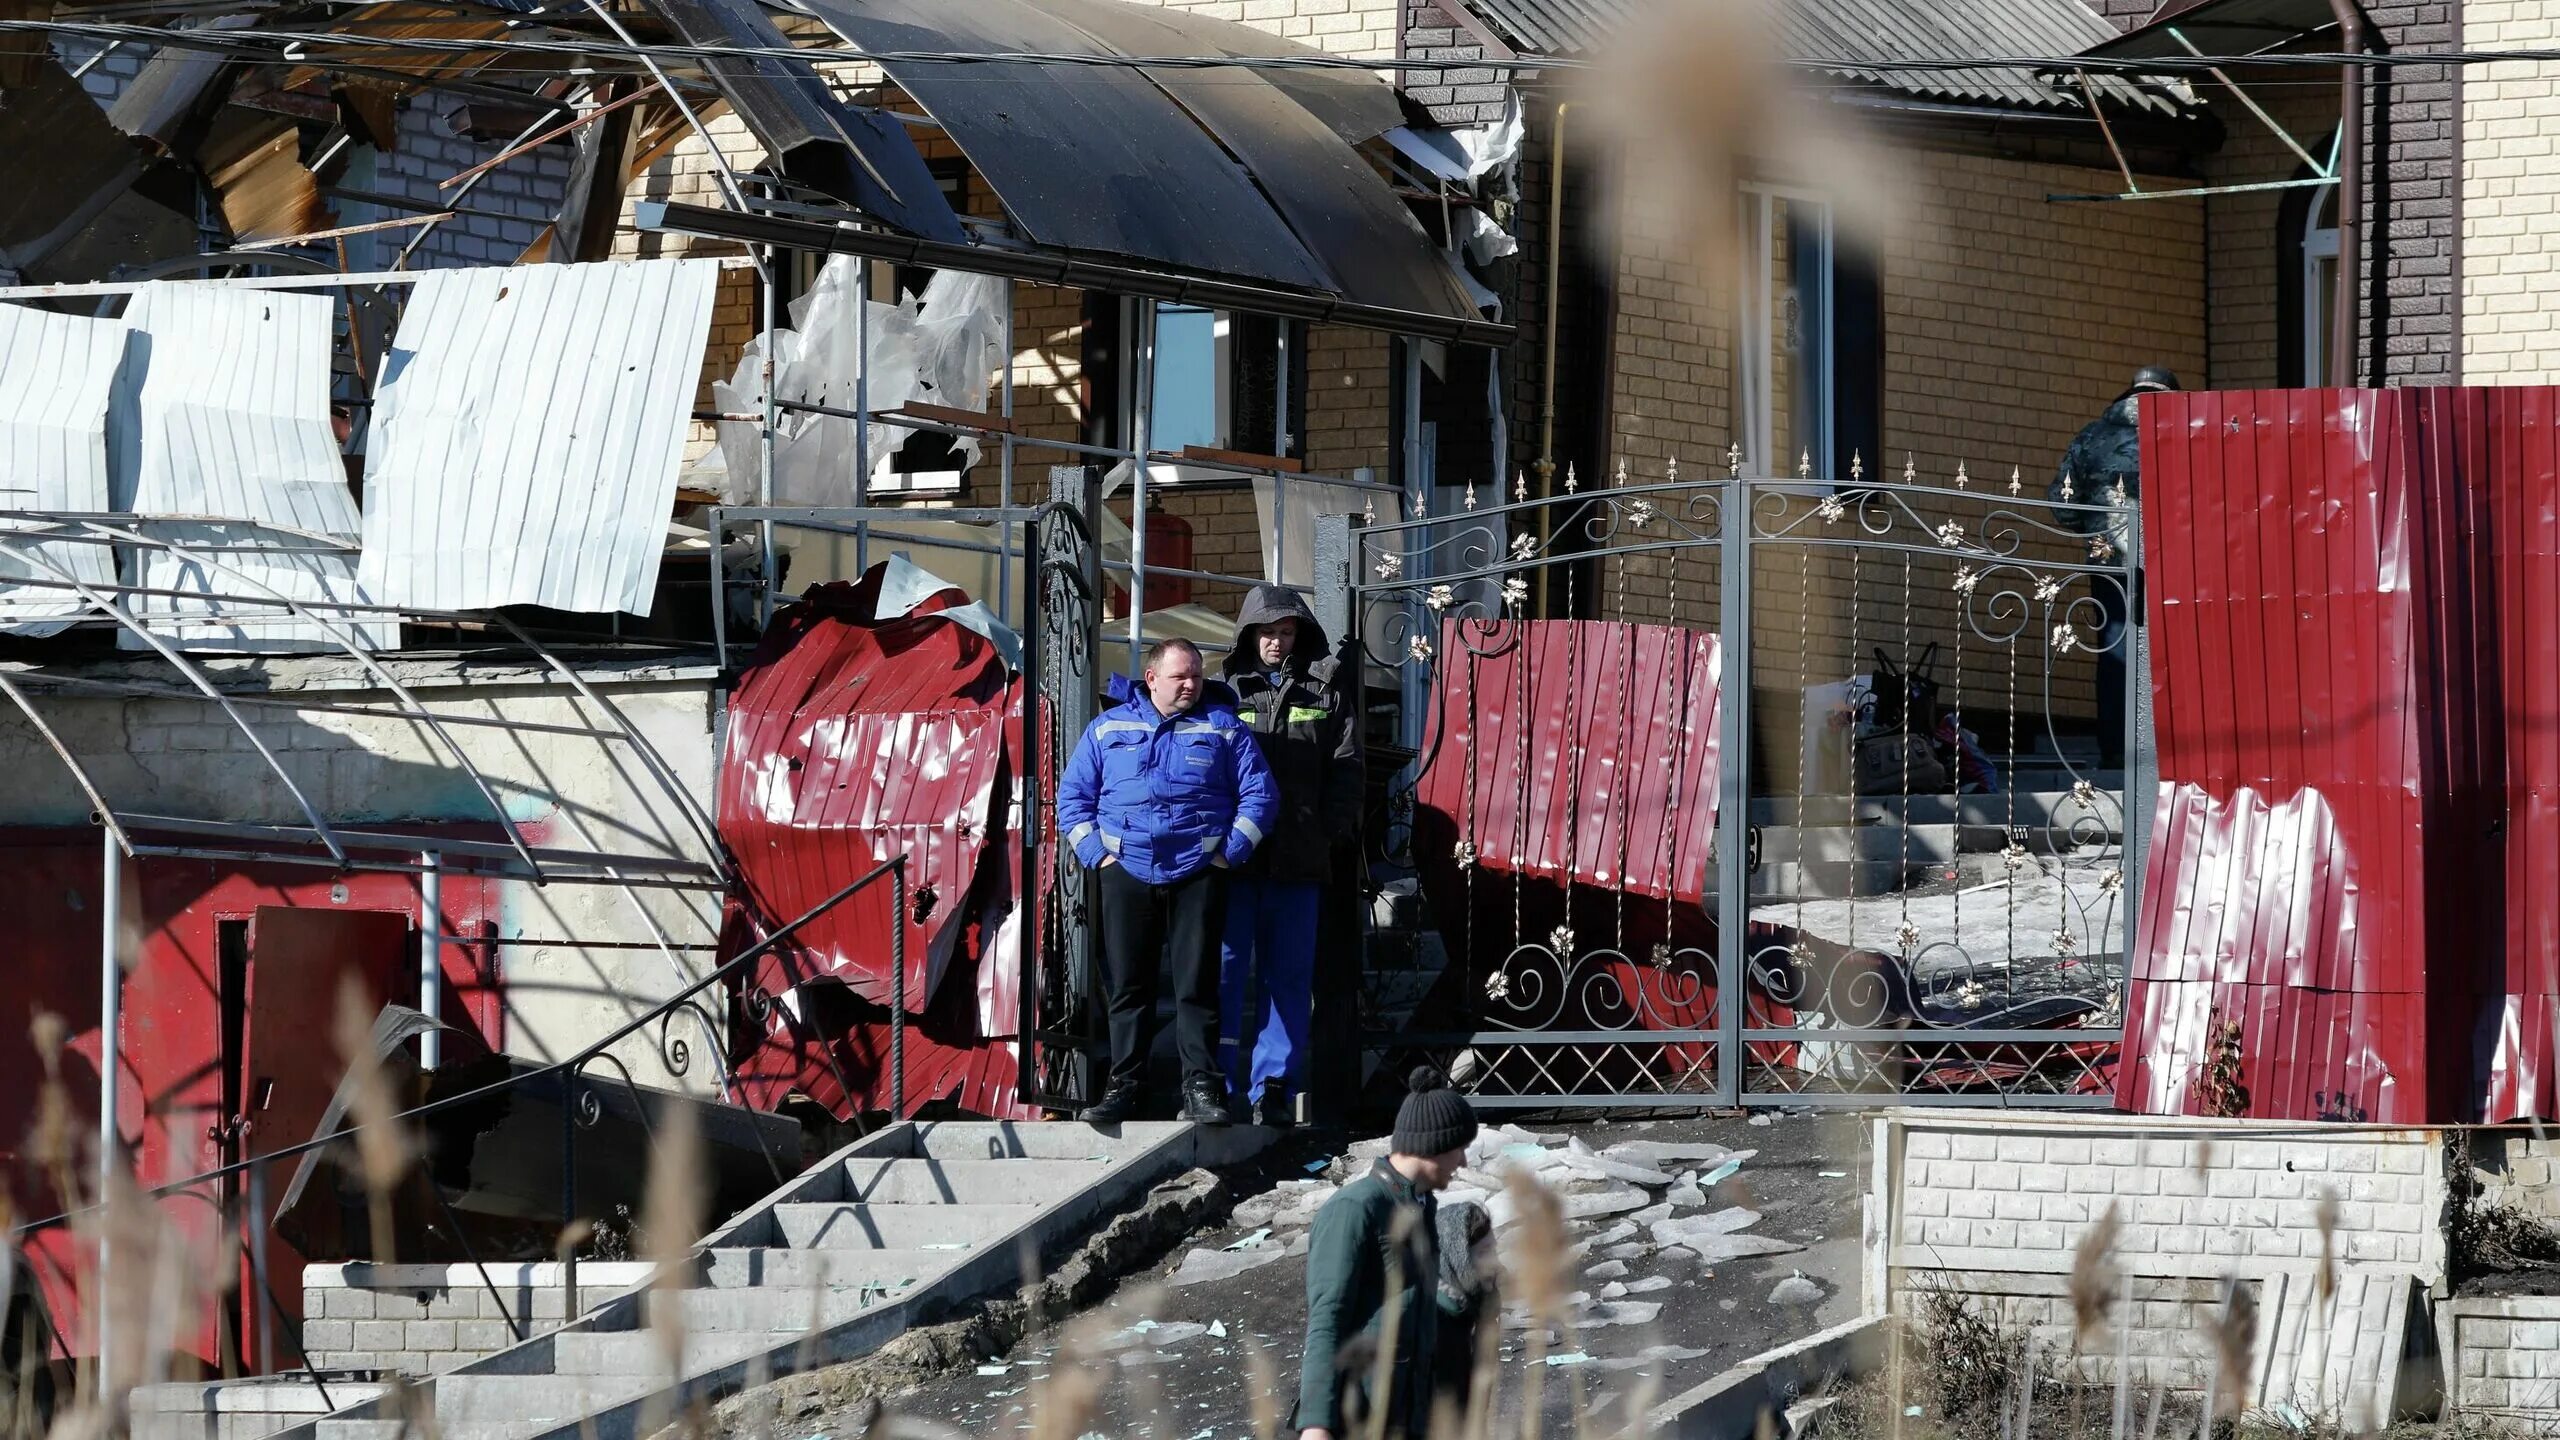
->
<box><xmin>1465</xmin><ymin>0</ymin><xmax>2173</xmax><ymax>114</ymax></box>
<box><xmin>107</xmin><ymin>283</ymin><xmax>387</xmax><ymax>652</ymax></box>
<box><xmin>635</xmin><ymin>0</ymin><xmax>965</xmax><ymax>240</ymax></box>
<box><xmin>0</xmin><ymin>303</ymin><xmax>125</xmax><ymax>637</ymax></box>
<box><xmin>1036</xmin><ymin>0</ymin><xmax>1483</xmax><ymax>322</ymax></box>
<box><xmin>800</xmin><ymin>0</ymin><xmax>1338</xmax><ymax>298</ymax></box>
<box><xmin>356</xmin><ymin>257</ymin><xmax>719</xmax><ymax>615</ymax></box>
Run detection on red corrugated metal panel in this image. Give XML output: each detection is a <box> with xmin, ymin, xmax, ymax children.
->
<box><xmin>1412</xmin><ymin>619</ymin><xmax>1724</xmax><ymax>902</ymax></box>
<box><xmin>2124</xmin><ymin>388</ymin><xmax>2503</xmax><ymax>1124</ymax></box>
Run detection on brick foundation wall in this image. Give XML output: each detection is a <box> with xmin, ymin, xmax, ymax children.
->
<box><xmin>2463</xmin><ymin>0</ymin><xmax>2556</xmax><ymax>381</ymax></box>
<box><xmin>2446</xmin><ymin>1296</ymin><xmax>2560</xmax><ymax>1415</ymax></box>
<box><xmin>300</xmin><ymin>1262</ymin><xmax>656</xmax><ymax>1377</ymax></box>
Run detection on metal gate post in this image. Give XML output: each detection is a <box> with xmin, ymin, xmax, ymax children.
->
<box><xmin>1714</xmin><ymin>475</ymin><xmax>1753</xmax><ymax>1107</ymax></box>
<box><xmin>1311</xmin><ymin>510</ymin><xmax>1360</xmax><ymax>1124</ymax></box>
<box><xmin>1040</xmin><ymin>466</ymin><xmax>1104</xmax><ymax>1106</ymax></box>
<box><xmin>2121</xmin><ymin>516</ymin><xmax>2152</xmax><ymax>1009</ymax></box>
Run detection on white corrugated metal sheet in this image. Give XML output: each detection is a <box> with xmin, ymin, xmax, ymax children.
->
<box><xmin>0</xmin><ymin>302</ymin><xmax>126</xmax><ymax>636</ymax></box>
<box><xmin>358</xmin><ymin>258</ymin><xmax>722</xmax><ymax>615</ymax></box>
<box><xmin>109</xmin><ymin>282</ymin><xmax>388</xmax><ymax>652</ymax></box>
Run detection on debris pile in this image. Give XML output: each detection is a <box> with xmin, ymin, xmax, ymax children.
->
<box><xmin>1175</xmin><ymin>1123</ymin><xmax>1808</xmax><ymax>1360</ymax></box>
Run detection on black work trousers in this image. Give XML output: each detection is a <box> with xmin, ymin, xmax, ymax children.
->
<box><xmin>1096</xmin><ymin>862</ymin><xmax>1228</xmax><ymax>1089</ymax></box>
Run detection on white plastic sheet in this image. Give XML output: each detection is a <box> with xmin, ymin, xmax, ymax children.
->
<box><xmin>0</xmin><ymin>302</ymin><xmax>125</xmax><ymax>636</ymax></box>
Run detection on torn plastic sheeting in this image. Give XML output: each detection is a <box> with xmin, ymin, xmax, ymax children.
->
<box><xmin>0</xmin><ymin>301</ymin><xmax>124</xmax><ymax>636</ymax></box>
<box><xmin>108</xmin><ymin>283</ymin><xmax>389</xmax><ymax>653</ymax></box>
<box><xmin>705</xmin><ymin>259</ymin><xmax>1006</xmax><ymax>506</ymax></box>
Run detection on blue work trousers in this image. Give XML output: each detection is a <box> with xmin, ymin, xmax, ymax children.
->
<box><xmin>1219</xmin><ymin>877</ymin><xmax>1321</xmax><ymax>1103</ymax></box>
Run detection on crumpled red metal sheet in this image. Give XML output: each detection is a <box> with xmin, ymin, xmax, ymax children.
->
<box><xmin>2125</xmin><ymin>388</ymin><xmax>2492</xmax><ymax>1123</ymax></box>
<box><xmin>719</xmin><ymin>577</ymin><xmax>1016</xmax><ymax>1013</ymax></box>
<box><xmin>718</xmin><ymin>568</ymin><xmax>1038</xmax><ymax>1121</ymax></box>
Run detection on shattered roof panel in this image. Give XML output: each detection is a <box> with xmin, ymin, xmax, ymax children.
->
<box><xmin>1466</xmin><ymin>0</ymin><xmax>2171</xmax><ymax>114</ymax></box>
<box><xmin>109</xmin><ymin>283</ymin><xmax>388</xmax><ymax>652</ymax></box>
<box><xmin>0</xmin><ymin>303</ymin><xmax>126</xmax><ymax>637</ymax></box>
<box><xmin>357</xmin><ymin>258</ymin><xmax>720</xmax><ymax>616</ymax></box>
<box><xmin>799</xmin><ymin>0</ymin><xmax>1341</xmax><ymax>295</ymax></box>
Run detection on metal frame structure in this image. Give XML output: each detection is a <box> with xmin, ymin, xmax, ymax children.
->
<box><xmin>1337</xmin><ymin>454</ymin><xmax>2149</xmax><ymax>1110</ymax></box>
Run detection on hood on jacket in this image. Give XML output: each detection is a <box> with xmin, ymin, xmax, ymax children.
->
<box><xmin>1224</xmin><ymin>584</ymin><xmax>1329</xmax><ymax>677</ymax></box>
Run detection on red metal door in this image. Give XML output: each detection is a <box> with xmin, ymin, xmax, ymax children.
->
<box><xmin>240</xmin><ymin>907</ymin><xmax>413</xmax><ymax>1165</ymax></box>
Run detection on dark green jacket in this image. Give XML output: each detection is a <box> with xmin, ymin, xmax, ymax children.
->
<box><xmin>1294</xmin><ymin>1160</ymin><xmax>1441</xmax><ymax>1438</ymax></box>
<box><xmin>1223</xmin><ymin>585</ymin><xmax>1362</xmax><ymax>885</ymax></box>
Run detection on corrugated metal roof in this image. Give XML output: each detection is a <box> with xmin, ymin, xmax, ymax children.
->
<box><xmin>356</xmin><ymin>258</ymin><xmax>719</xmax><ymax>615</ymax></box>
<box><xmin>0</xmin><ymin>303</ymin><xmax>126</xmax><ymax>637</ymax></box>
<box><xmin>107</xmin><ymin>283</ymin><xmax>387</xmax><ymax>653</ymax></box>
<box><xmin>1466</xmin><ymin>0</ymin><xmax>2169</xmax><ymax>114</ymax></box>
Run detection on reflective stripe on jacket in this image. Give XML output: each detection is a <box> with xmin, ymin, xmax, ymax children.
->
<box><xmin>1055</xmin><ymin>691</ymin><xmax>1281</xmax><ymax>885</ymax></box>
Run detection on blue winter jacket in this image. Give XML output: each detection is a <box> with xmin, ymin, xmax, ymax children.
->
<box><xmin>1056</xmin><ymin>681</ymin><xmax>1282</xmax><ymax>885</ymax></box>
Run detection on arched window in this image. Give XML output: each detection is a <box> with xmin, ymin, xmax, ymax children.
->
<box><xmin>2301</xmin><ymin>181</ymin><xmax>2341</xmax><ymax>386</ymax></box>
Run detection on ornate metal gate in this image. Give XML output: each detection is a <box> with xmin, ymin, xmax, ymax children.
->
<box><xmin>1326</xmin><ymin>456</ymin><xmax>2146</xmax><ymax>1109</ymax></box>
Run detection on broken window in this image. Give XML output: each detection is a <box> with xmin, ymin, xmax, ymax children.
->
<box><xmin>1128</xmin><ymin>300</ymin><xmax>1305</xmax><ymax>463</ymax></box>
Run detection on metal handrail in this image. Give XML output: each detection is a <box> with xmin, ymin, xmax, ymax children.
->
<box><xmin>10</xmin><ymin>853</ymin><xmax>911</xmax><ymax>1240</ymax></box>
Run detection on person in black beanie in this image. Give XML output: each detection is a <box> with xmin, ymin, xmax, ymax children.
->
<box><xmin>1292</xmin><ymin>1068</ymin><xmax>1479</xmax><ymax>1440</ymax></box>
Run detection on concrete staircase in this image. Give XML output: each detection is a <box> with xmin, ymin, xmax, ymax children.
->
<box><xmin>134</xmin><ymin>1120</ymin><xmax>1262</xmax><ymax>1440</ymax></box>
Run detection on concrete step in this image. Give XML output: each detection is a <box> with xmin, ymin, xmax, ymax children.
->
<box><xmin>699</xmin><ymin>1245</ymin><xmax>959</xmax><ymax>1290</ymax></box>
<box><xmin>313</xmin><ymin>1422</ymin><xmax>409</xmax><ymax>1440</ymax></box>
<box><xmin>637</xmin><ymin>1283</ymin><xmax>906</xmax><ymax>1336</ymax></box>
<box><xmin>910</xmin><ymin>1120</ymin><xmax>1183</xmax><ymax>1162</ymax></box>
<box><xmin>428</xmin><ymin>1373</ymin><xmax>657</xmax><ymax>1435</ymax></box>
<box><xmin>771</xmin><ymin>1201</ymin><xmax>1040</xmax><ymax>1250</ymax></box>
<box><xmin>1756</xmin><ymin>824</ymin><xmax>1958</xmax><ymax>865</ymax></box>
<box><xmin>844</xmin><ymin>1157</ymin><xmax>1112</xmax><ymax>1205</ymax></box>
<box><xmin>551</xmin><ymin>1327</ymin><xmax>808</xmax><ymax>1376</ymax></box>
<box><xmin>1750</xmin><ymin>858</ymin><xmax>1917</xmax><ymax>900</ymax></box>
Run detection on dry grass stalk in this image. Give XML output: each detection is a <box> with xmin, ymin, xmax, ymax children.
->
<box><xmin>332</xmin><ymin>978</ymin><xmax>410</xmax><ymax>1264</ymax></box>
<box><xmin>1023</xmin><ymin>1311</ymin><xmax>1110</xmax><ymax>1440</ymax></box>
<box><xmin>1243</xmin><ymin>1334</ymin><xmax>1280</xmax><ymax>1440</ymax></box>
<box><xmin>2068</xmin><ymin>1202</ymin><xmax>2123</xmax><ymax>1351</ymax></box>
<box><xmin>642</xmin><ymin>1099</ymin><xmax>708</xmax><ymax>1439</ymax></box>
<box><xmin>2314</xmin><ymin>1185</ymin><xmax>2343</xmax><ymax>1303</ymax></box>
<box><xmin>1502</xmin><ymin>1172</ymin><xmax>1573</xmax><ymax>1440</ymax></box>
<box><xmin>2200</xmin><ymin>1275</ymin><xmax>2257</xmax><ymax>1432</ymax></box>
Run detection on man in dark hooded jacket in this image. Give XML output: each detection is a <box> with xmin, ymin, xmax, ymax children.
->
<box><xmin>2050</xmin><ymin>365</ymin><xmax>2176</xmax><ymax>767</ymax></box>
<box><xmin>1219</xmin><ymin>584</ymin><xmax>1362</xmax><ymax>1128</ymax></box>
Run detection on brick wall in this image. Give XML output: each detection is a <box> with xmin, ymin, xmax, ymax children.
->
<box><xmin>1870</xmin><ymin>1112</ymin><xmax>2449</xmax><ymax>1425</ymax></box>
<box><xmin>2200</xmin><ymin>78</ymin><xmax>2345</xmax><ymax>388</ymax></box>
<box><xmin>1593</xmin><ymin>148</ymin><xmax>2201</xmax><ymax>730</ymax></box>
<box><xmin>2463</xmin><ymin>0</ymin><xmax>2556</xmax><ymax>380</ymax></box>
<box><xmin>1154</xmin><ymin>0</ymin><xmax>1402</xmax><ymax>58</ymax></box>
<box><xmin>300</xmin><ymin>1262</ymin><xmax>656</xmax><ymax>1376</ymax></box>
<box><xmin>2361</xmin><ymin>3</ymin><xmax>2462</xmax><ymax>385</ymax></box>
<box><xmin>2446</xmin><ymin>1296</ymin><xmax>2560</xmax><ymax>1415</ymax></box>
<box><xmin>1399</xmin><ymin>1</ymin><xmax>1512</xmax><ymax>125</ymax></box>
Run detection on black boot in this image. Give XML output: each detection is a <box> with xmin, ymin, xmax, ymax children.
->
<box><xmin>1080</xmin><ymin>1079</ymin><xmax>1145</xmax><ymax>1125</ymax></box>
<box><xmin>1251</xmin><ymin>1090</ymin><xmax>1297</xmax><ymax>1130</ymax></box>
<box><xmin>1181</xmin><ymin>1074</ymin><xmax>1231</xmax><ymax>1126</ymax></box>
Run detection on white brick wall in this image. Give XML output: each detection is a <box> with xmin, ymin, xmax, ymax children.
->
<box><xmin>301</xmin><ymin>1262</ymin><xmax>657</xmax><ymax>1376</ymax></box>
<box><xmin>1870</xmin><ymin>1112</ymin><xmax>2447</xmax><ymax>1424</ymax></box>
<box><xmin>2476</xmin><ymin>1130</ymin><xmax>2560</xmax><ymax>1225</ymax></box>
<box><xmin>2446</xmin><ymin>1296</ymin><xmax>2560</xmax><ymax>1416</ymax></box>
<box><xmin>1877</xmin><ymin>1112</ymin><xmax>2444</xmax><ymax>1288</ymax></box>
<box><xmin>2463</xmin><ymin>0</ymin><xmax>2560</xmax><ymax>379</ymax></box>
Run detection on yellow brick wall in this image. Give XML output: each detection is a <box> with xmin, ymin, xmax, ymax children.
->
<box><xmin>1153</xmin><ymin>0</ymin><xmax>1401</xmax><ymax>57</ymax></box>
<box><xmin>2198</xmin><ymin>79</ymin><xmax>2341</xmax><ymax>388</ymax></box>
<box><xmin>1303</xmin><ymin>325</ymin><xmax>1394</xmax><ymax>478</ymax></box>
<box><xmin>1594</xmin><ymin>149</ymin><xmax>2204</xmax><ymax>747</ymax></box>
<box><xmin>2464</xmin><ymin>0</ymin><xmax>2560</xmax><ymax>380</ymax></box>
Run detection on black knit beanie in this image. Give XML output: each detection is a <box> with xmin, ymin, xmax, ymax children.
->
<box><xmin>1391</xmin><ymin>1066</ymin><xmax>1478</xmax><ymax>1157</ymax></box>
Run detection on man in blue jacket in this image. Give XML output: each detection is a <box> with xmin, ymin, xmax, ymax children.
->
<box><xmin>1056</xmin><ymin>637</ymin><xmax>1281</xmax><ymax>1125</ymax></box>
